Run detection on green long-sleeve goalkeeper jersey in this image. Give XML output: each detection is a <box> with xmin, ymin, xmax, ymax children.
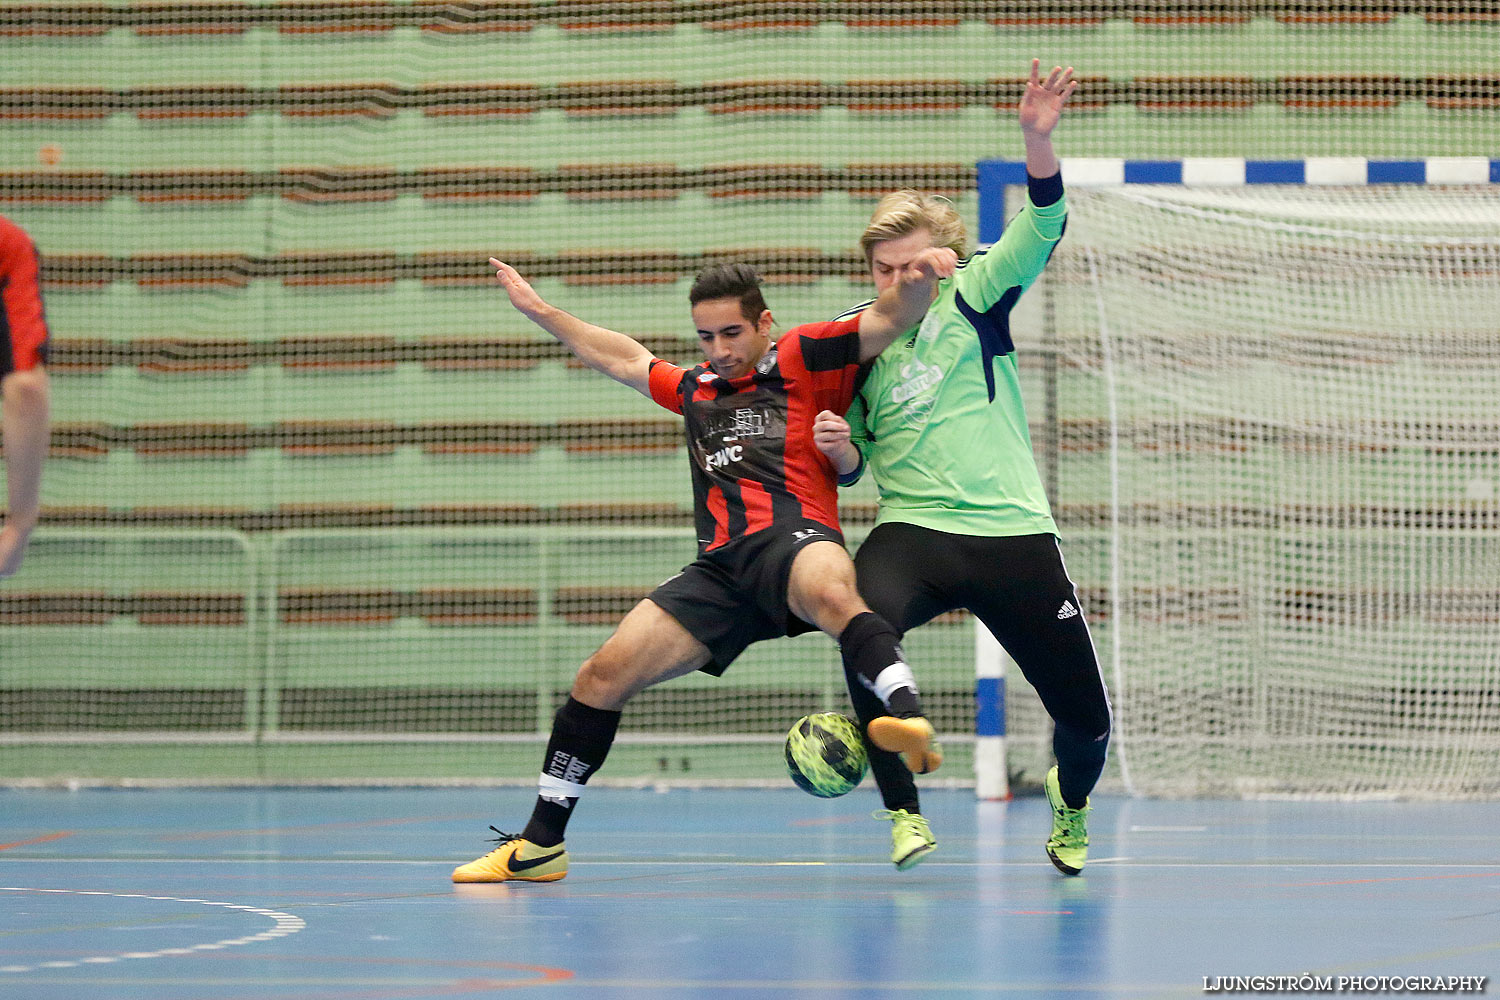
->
<box><xmin>841</xmin><ymin>190</ymin><xmax>1066</xmax><ymax>537</ymax></box>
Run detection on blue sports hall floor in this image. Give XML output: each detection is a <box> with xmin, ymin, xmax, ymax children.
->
<box><xmin>1</xmin><ymin>786</ymin><xmax>1496</xmax><ymax>999</ymax></box>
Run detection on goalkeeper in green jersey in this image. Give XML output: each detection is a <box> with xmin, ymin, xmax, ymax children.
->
<box><xmin>816</xmin><ymin>60</ymin><xmax>1111</xmax><ymax>875</ymax></box>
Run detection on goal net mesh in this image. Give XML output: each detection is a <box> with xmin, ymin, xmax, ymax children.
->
<box><xmin>1042</xmin><ymin>185</ymin><xmax>1500</xmax><ymax>798</ymax></box>
<box><xmin>1</xmin><ymin>3</ymin><xmax>1496</xmax><ymax>792</ymax></box>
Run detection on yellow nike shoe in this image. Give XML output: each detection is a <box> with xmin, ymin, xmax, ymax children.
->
<box><xmin>866</xmin><ymin>716</ymin><xmax>943</xmax><ymax>774</ymax></box>
<box><xmin>452</xmin><ymin>827</ymin><xmax>569</xmax><ymax>883</ymax></box>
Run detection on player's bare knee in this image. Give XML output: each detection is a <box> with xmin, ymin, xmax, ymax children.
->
<box><xmin>792</xmin><ymin>581</ymin><xmax>865</xmax><ymax>635</ymax></box>
<box><xmin>572</xmin><ymin>656</ymin><xmax>632</xmax><ymax>711</ymax></box>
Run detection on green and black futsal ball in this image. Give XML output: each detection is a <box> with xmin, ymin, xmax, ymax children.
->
<box><xmin>784</xmin><ymin>712</ymin><xmax>869</xmax><ymax>797</ymax></box>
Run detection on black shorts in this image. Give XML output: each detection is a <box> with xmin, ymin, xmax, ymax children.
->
<box><xmin>648</xmin><ymin>520</ymin><xmax>843</xmax><ymax>676</ymax></box>
<box><xmin>853</xmin><ymin>522</ymin><xmax>1112</xmax><ymax>738</ymax></box>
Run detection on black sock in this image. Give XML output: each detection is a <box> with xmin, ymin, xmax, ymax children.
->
<box><xmin>844</xmin><ymin>666</ymin><xmax>920</xmax><ymax>812</ymax></box>
<box><xmin>1053</xmin><ymin>720</ymin><xmax>1110</xmax><ymax>810</ymax></box>
<box><xmin>521</xmin><ymin>696</ymin><xmax>622</xmax><ymax>846</ymax></box>
<box><xmin>839</xmin><ymin>611</ymin><xmax>924</xmax><ymax>718</ymax></box>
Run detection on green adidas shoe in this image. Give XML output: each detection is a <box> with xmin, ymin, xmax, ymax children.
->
<box><xmin>1044</xmin><ymin>765</ymin><xmax>1089</xmax><ymax>876</ymax></box>
<box><xmin>875</xmin><ymin>808</ymin><xmax>937</xmax><ymax>870</ymax></box>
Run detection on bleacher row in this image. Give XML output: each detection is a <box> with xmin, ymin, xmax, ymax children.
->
<box><xmin>34</xmin><ymin>335</ymin><xmax>740</xmax><ymax>369</ymax></box>
<box><xmin>24</xmin><ymin>503</ymin><xmax>1494</xmax><ymax>531</ymax></box>
<box><xmin>47</xmin><ymin>417</ymin><xmax>685</xmax><ymax>453</ymax></box>
<box><xmin>0</xmin><ymin>588</ymin><xmax>984</xmax><ymax>624</ymax></box>
<box><xmin>3</xmin><ymin>1</ymin><xmax>1496</xmax><ymax>34</ymax></box>
<box><xmin>23</xmin><ymin>245</ymin><xmax>1500</xmax><ymax>289</ymax></box>
<box><xmin>23</xmin><ymin>505</ymin><xmax>693</xmax><ymax>530</ymax></box>
<box><xmin>5</xmin><ymin>582</ymin><xmax>1496</xmax><ymax>626</ymax></box>
<box><xmin>4</xmin><ymin>76</ymin><xmax>1498</xmax><ymax>117</ymax></box>
<box><xmin>1</xmin><ymin>587</ymin><xmax>650</xmax><ymax>625</ymax></box>
<box><xmin>30</xmin><ymin>250</ymin><xmax>865</xmax><ymax>288</ymax></box>
<box><xmin>0</xmin><ymin>165</ymin><xmax>972</xmax><ymax>203</ymax></box>
<box><xmin>38</xmin><ymin>413</ymin><xmax>1500</xmax><ymax>458</ymax></box>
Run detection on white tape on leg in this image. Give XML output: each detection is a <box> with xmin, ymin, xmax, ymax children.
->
<box><xmin>862</xmin><ymin>661</ymin><xmax>918</xmax><ymax>710</ymax></box>
<box><xmin>538</xmin><ymin>773</ymin><xmax>587</xmax><ymax>806</ymax></box>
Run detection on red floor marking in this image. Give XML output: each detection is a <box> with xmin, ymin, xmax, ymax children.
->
<box><xmin>285</xmin><ymin>974</ymin><xmax>573</xmax><ymax>1000</ymax></box>
<box><xmin>158</xmin><ymin>813</ymin><xmax>479</xmax><ymax>841</ymax></box>
<box><xmin>195</xmin><ymin>954</ymin><xmax>573</xmax><ymax>999</ymax></box>
<box><xmin>0</xmin><ymin>831</ymin><xmax>74</xmax><ymax>851</ymax></box>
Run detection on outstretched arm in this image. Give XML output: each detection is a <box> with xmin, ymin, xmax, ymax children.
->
<box><xmin>1019</xmin><ymin>58</ymin><xmax>1076</xmax><ymax>179</ymax></box>
<box><xmin>0</xmin><ymin>367</ymin><xmax>50</xmax><ymax>578</ymax></box>
<box><xmin>958</xmin><ymin>59</ymin><xmax>1074</xmax><ymax>310</ymax></box>
<box><xmin>489</xmin><ymin>258</ymin><xmax>655</xmax><ymax>397</ymax></box>
<box><xmin>855</xmin><ymin>246</ymin><xmax>957</xmax><ymax>361</ymax></box>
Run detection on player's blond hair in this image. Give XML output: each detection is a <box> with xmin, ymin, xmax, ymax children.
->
<box><xmin>860</xmin><ymin>190</ymin><xmax>968</xmax><ymax>263</ymax></box>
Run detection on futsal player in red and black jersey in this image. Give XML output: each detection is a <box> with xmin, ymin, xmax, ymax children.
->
<box><xmin>454</xmin><ymin>250</ymin><xmax>956</xmax><ymax>883</ymax></box>
<box><xmin>0</xmin><ymin>214</ymin><xmax>52</xmax><ymax>579</ymax></box>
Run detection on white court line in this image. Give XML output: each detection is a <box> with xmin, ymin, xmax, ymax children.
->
<box><xmin>3</xmin><ymin>858</ymin><xmax>1497</xmax><ymax>869</ymax></box>
<box><xmin>0</xmin><ymin>888</ymin><xmax>305</xmax><ymax>975</ymax></box>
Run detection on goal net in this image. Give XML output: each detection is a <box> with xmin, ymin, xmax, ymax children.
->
<box><xmin>3</xmin><ymin>4</ymin><xmax>1496</xmax><ymax>792</ymax></box>
<box><xmin>1038</xmin><ymin>182</ymin><xmax>1500</xmax><ymax>798</ymax></box>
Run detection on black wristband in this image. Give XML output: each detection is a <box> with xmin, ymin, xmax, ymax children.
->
<box><xmin>1027</xmin><ymin>170</ymin><xmax>1064</xmax><ymax>207</ymax></box>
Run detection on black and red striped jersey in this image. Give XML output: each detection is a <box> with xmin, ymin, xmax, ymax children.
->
<box><xmin>648</xmin><ymin>315</ymin><xmax>863</xmax><ymax>551</ymax></box>
<box><xmin>0</xmin><ymin>215</ymin><xmax>50</xmax><ymax>378</ymax></box>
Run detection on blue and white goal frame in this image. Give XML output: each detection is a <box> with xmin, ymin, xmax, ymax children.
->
<box><xmin>979</xmin><ymin>156</ymin><xmax>1500</xmax><ymax>242</ymax></box>
<box><xmin>970</xmin><ymin>155</ymin><xmax>1500</xmax><ymax>799</ymax></box>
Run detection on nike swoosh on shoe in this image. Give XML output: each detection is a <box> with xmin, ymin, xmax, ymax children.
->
<box><xmin>508</xmin><ymin>848</ymin><xmax>565</xmax><ymax>872</ymax></box>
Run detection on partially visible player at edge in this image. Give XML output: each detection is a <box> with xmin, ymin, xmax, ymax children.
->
<box><xmin>814</xmin><ymin>60</ymin><xmax>1113</xmax><ymax>875</ymax></box>
<box><xmin>0</xmin><ymin>214</ymin><xmax>53</xmax><ymax>580</ymax></box>
<box><xmin>452</xmin><ymin>246</ymin><xmax>957</xmax><ymax>883</ymax></box>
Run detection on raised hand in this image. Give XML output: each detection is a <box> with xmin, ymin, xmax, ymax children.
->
<box><xmin>857</xmin><ymin>244</ymin><xmax>956</xmax><ymax>359</ymax></box>
<box><xmin>1019</xmin><ymin>58</ymin><xmax>1076</xmax><ymax>138</ymax></box>
<box><xmin>905</xmin><ymin>246</ymin><xmax>958</xmax><ymax>285</ymax></box>
<box><xmin>489</xmin><ymin>257</ymin><xmax>549</xmax><ymax>319</ymax></box>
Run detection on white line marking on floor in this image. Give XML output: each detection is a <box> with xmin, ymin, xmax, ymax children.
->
<box><xmin>3</xmin><ymin>858</ymin><xmax>1498</xmax><ymax>869</ymax></box>
<box><xmin>0</xmin><ymin>888</ymin><xmax>306</xmax><ymax>975</ymax></box>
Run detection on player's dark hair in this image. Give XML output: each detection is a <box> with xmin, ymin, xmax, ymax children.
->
<box><xmin>689</xmin><ymin>263</ymin><xmax>768</xmax><ymax>325</ymax></box>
